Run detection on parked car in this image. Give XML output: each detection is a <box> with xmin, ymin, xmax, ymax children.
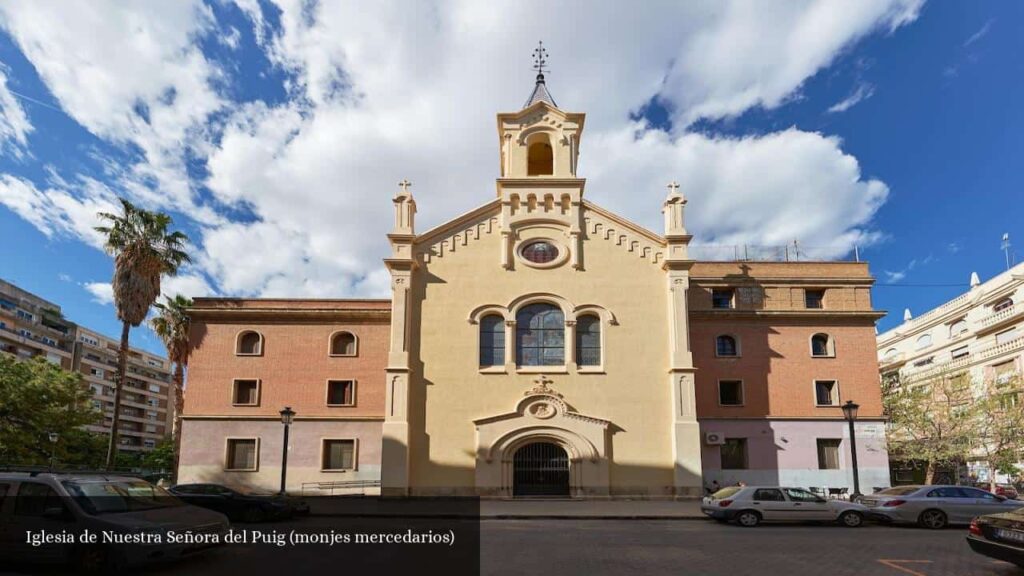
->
<box><xmin>169</xmin><ymin>483</ymin><xmax>309</xmax><ymax>522</ymax></box>
<box><xmin>701</xmin><ymin>486</ymin><xmax>868</xmax><ymax>527</ymax></box>
<box><xmin>0</xmin><ymin>472</ymin><xmax>229</xmax><ymax>572</ymax></box>
<box><xmin>966</xmin><ymin>507</ymin><xmax>1024</xmax><ymax>567</ymax></box>
<box><xmin>858</xmin><ymin>485</ymin><xmax>1024</xmax><ymax>529</ymax></box>
<box><xmin>994</xmin><ymin>485</ymin><xmax>1020</xmax><ymax>500</ymax></box>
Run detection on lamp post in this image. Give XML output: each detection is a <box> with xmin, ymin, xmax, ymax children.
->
<box><xmin>47</xmin><ymin>432</ymin><xmax>59</xmax><ymax>472</ymax></box>
<box><xmin>841</xmin><ymin>400</ymin><xmax>861</xmax><ymax>499</ymax></box>
<box><xmin>279</xmin><ymin>407</ymin><xmax>295</xmax><ymax>495</ymax></box>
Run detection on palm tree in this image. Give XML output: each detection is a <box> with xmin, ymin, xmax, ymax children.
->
<box><xmin>151</xmin><ymin>294</ymin><xmax>192</xmax><ymax>477</ymax></box>
<box><xmin>95</xmin><ymin>198</ymin><xmax>190</xmax><ymax>469</ymax></box>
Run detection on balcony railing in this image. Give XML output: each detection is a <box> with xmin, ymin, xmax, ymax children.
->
<box><xmin>979</xmin><ymin>302</ymin><xmax>1023</xmax><ymax>330</ymax></box>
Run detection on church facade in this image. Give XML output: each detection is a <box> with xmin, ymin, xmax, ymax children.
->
<box><xmin>178</xmin><ymin>75</ymin><xmax>891</xmax><ymax>498</ymax></box>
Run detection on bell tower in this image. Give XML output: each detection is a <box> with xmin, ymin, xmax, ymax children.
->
<box><xmin>496</xmin><ymin>42</ymin><xmax>587</xmax><ymax>269</ymax></box>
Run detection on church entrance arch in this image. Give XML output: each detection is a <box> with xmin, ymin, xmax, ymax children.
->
<box><xmin>512</xmin><ymin>441</ymin><xmax>570</xmax><ymax>497</ymax></box>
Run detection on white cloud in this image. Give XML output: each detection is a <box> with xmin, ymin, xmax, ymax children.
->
<box><xmin>0</xmin><ymin>0</ymin><xmax>922</xmax><ymax>299</ymax></box>
<box><xmin>0</xmin><ymin>0</ymin><xmax>225</xmax><ymax>220</ymax></box>
<box><xmin>963</xmin><ymin>19</ymin><xmax>994</xmax><ymax>47</ymax></box>
<box><xmin>827</xmin><ymin>83</ymin><xmax>876</xmax><ymax>113</ymax></box>
<box><xmin>0</xmin><ymin>174</ymin><xmax>118</xmax><ymax>249</ymax></box>
<box><xmin>0</xmin><ymin>67</ymin><xmax>32</xmax><ymax>156</ymax></box>
<box><xmin>83</xmin><ymin>282</ymin><xmax>113</xmax><ymax>305</ymax></box>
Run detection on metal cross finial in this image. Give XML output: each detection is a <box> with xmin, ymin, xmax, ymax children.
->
<box><xmin>532</xmin><ymin>41</ymin><xmax>549</xmax><ymax>76</ymax></box>
<box><xmin>667</xmin><ymin>181</ymin><xmax>680</xmax><ymax>195</ymax></box>
<box><xmin>398</xmin><ymin>179</ymin><xmax>412</xmax><ymax>194</ymax></box>
<box><xmin>535</xmin><ymin>374</ymin><xmax>553</xmax><ymax>388</ymax></box>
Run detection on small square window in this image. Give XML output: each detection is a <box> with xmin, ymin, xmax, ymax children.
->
<box><xmin>225</xmin><ymin>439</ymin><xmax>258</xmax><ymax>471</ymax></box>
<box><xmin>805</xmin><ymin>289</ymin><xmax>825</xmax><ymax>309</ymax></box>
<box><xmin>815</xmin><ymin>380</ymin><xmax>839</xmax><ymax>406</ymax></box>
<box><xmin>327</xmin><ymin>380</ymin><xmax>355</xmax><ymax>406</ymax></box>
<box><xmin>322</xmin><ymin>439</ymin><xmax>356</xmax><ymax>471</ymax></box>
<box><xmin>232</xmin><ymin>380</ymin><xmax>260</xmax><ymax>406</ymax></box>
<box><xmin>718</xmin><ymin>380</ymin><xmax>744</xmax><ymax>406</ymax></box>
<box><xmin>712</xmin><ymin>289</ymin><xmax>734</xmax><ymax>309</ymax></box>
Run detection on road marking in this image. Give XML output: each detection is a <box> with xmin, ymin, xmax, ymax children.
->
<box><xmin>877</xmin><ymin>559</ymin><xmax>933</xmax><ymax>576</ymax></box>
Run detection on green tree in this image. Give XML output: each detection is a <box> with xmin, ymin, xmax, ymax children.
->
<box><xmin>141</xmin><ymin>438</ymin><xmax>175</xmax><ymax>471</ymax></box>
<box><xmin>971</xmin><ymin>371</ymin><xmax>1024</xmax><ymax>492</ymax></box>
<box><xmin>0</xmin><ymin>355</ymin><xmax>101</xmax><ymax>466</ymax></box>
<box><xmin>884</xmin><ymin>367</ymin><xmax>976</xmax><ymax>484</ymax></box>
<box><xmin>95</xmin><ymin>198</ymin><xmax>190</xmax><ymax>469</ymax></box>
<box><xmin>150</xmin><ymin>294</ymin><xmax>192</xmax><ymax>477</ymax></box>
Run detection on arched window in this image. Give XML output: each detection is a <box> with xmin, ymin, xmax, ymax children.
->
<box><xmin>883</xmin><ymin>348</ymin><xmax>898</xmax><ymax>361</ymax></box>
<box><xmin>915</xmin><ymin>333</ymin><xmax>932</xmax><ymax>350</ymax></box>
<box><xmin>993</xmin><ymin>297</ymin><xmax>1013</xmax><ymax>312</ymax></box>
<box><xmin>949</xmin><ymin>319</ymin><xmax>967</xmax><ymax>338</ymax></box>
<box><xmin>330</xmin><ymin>331</ymin><xmax>357</xmax><ymax>356</ymax></box>
<box><xmin>516</xmin><ymin>303</ymin><xmax>564</xmax><ymax>366</ymax></box>
<box><xmin>715</xmin><ymin>335</ymin><xmax>738</xmax><ymax>357</ymax></box>
<box><xmin>576</xmin><ymin>315</ymin><xmax>601</xmax><ymax>367</ymax></box>
<box><xmin>479</xmin><ymin>315</ymin><xmax>505</xmax><ymax>367</ymax></box>
<box><xmin>811</xmin><ymin>333</ymin><xmax>834</xmax><ymax>357</ymax></box>
<box><xmin>527</xmin><ymin>137</ymin><xmax>553</xmax><ymax>176</ymax></box>
<box><xmin>236</xmin><ymin>331</ymin><xmax>263</xmax><ymax>356</ymax></box>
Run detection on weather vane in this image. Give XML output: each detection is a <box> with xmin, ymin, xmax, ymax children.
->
<box><xmin>532</xmin><ymin>41</ymin><xmax>549</xmax><ymax>76</ymax></box>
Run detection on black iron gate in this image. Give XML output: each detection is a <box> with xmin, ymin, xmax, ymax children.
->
<box><xmin>513</xmin><ymin>442</ymin><xmax>570</xmax><ymax>497</ymax></box>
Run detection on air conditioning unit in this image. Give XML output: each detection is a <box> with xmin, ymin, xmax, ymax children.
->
<box><xmin>704</xmin><ymin>432</ymin><xmax>725</xmax><ymax>445</ymax></box>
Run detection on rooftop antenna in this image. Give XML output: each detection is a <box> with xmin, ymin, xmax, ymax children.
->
<box><xmin>1001</xmin><ymin>233</ymin><xmax>1011</xmax><ymax>270</ymax></box>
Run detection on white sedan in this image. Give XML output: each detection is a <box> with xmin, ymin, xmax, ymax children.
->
<box><xmin>701</xmin><ymin>486</ymin><xmax>868</xmax><ymax>527</ymax></box>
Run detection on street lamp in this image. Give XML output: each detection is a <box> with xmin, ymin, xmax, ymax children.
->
<box><xmin>841</xmin><ymin>400</ymin><xmax>861</xmax><ymax>499</ymax></box>
<box><xmin>279</xmin><ymin>407</ymin><xmax>296</xmax><ymax>495</ymax></box>
<box><xmin>47</xmin><ymin>432</ymin><xmax>59</xmax><ymax>472</ymax></box>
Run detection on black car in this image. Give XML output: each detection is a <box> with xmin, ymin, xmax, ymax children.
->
<box><xmin>168</xmin><ymin>484</ymin><xmax>309</xmax><ymax>522</ymax></box>
<box><xmin>967</xmin><ymin>507</ymin><xmax>1024</xmax><ymax>568</ymax></box>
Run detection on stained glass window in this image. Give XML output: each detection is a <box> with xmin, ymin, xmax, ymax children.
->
<box><xmin>516</xmin><ymin>304</ymin><xmax>564</xmax><ymax>366</ymax></box>
<box><xmin>521</xmin><ymin>241</ymin><xmax>559</xmax><ymax>264</ymax></box>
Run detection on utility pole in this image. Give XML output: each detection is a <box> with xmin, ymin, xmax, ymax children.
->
<box><xmin>1002</xmin><ymin>233</ymin><xmax>1012</xmax><ymax>270</ymax></box>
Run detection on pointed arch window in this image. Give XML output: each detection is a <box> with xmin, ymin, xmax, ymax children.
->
<box><xmin>479</xmin><ymin>315</ymin><xmax>506</xmax><ymax>367</ymax></box>
<box><xmin>516</xmin><ymin>304</ymin><xmax>564</xmax><ymax>366</ymax></box>
<box><xmin>575</xmin><ymin>315</ymin><xmax>601</xmax><ymax>367</ymax></box>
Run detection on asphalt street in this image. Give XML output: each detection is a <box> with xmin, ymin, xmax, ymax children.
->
<box><xmin>4</xmin><ymin>516</ymin><xmax>1021</xmax><ymax>576</ymax></box>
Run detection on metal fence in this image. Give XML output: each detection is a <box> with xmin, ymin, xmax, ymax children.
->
<box><xmin>688</xmin><ymin>243</ymin><xmax>861</xmax><ymax>262</ymax></box>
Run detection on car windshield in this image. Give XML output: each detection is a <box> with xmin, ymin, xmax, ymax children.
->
<box><xmin>711</xmin><ymin>487</ymin><xmax>743</xmax><ymax>499</ymax></box>
<box><xmin>62</xmin><ymin>480</ymin><xmax>184</xmax><ymax>515</ymax></box>
<box><xmin>877</xmin><ymin>486</ymin><xmax>920</xmax><ymax>496</ymax></box>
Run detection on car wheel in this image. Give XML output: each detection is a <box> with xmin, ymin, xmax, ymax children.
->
<box><xmin>838</xmin><ymin>511</ymin><xmax>863</xmax><ymax>528</ymax></box>
<box><xmin>918</xmin><ymin>509</ymin><xmax>948</xmax><ymax>529</ymax></box>
<box><xmin>736</xmin><ymin>510</ymin><xmax>761</xmax><ymax>527</ymax></box>
<box><xmin>242</xmin><ymin>506</ymin><xmax>266</xmax><ymax>523</ymax></box>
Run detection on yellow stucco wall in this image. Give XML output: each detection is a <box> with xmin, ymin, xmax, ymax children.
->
<box><xmin>407</xmin><ymin>205</ymin><xmax>674</xmax><ymax>495</ymax></box>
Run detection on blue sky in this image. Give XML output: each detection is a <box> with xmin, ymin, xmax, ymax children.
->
<box><xmin>0</xmin><ymin>1</ymin><xmax>1020</xmax><ymax>356</ymax></box>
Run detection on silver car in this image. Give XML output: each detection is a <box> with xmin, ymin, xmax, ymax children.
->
<box><xmin>858</xmin><ymin>485</ymin><xmax>1024</xmax><ymax>529</ymax></box>
<box><xmin>701</xmin><ymin>486</ymin><xmax>868</xmax><ymax>527</ymax></box>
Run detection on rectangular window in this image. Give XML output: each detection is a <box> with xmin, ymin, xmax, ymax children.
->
<box><xmin>720</xmin><ymin>438</ymin><xmax>748</xmax><ymax>470</ymax></box>
<box><xmin>816</xmin><ymin>439</ymin><xmax>842</xmax><ymax>470</ymax></box>
<box><xmin>711</xmin><ymin>289</ymin><xmax>734</xmax><ymax>309</ymax></box>
<box><xmin>950</xmin><ymin>346</ymin><xmax>969</xmax><ymax>360</ymax></box>
<box><xmin>232</xmin><ymin>380</ymin><xmax>260</xmax><ymax>406</ymax></box>
<box><xmin>479</xmin><ymin>316</ymin><xmax>505</xmax><ymax>367</ymax></box>
<box><xmin>327</xmin><ymin>380</ymin><xmax>355</xmax><ymax>406</ymax></box>
<box><xmin>575</xmin><ymin>316</ymin><xmax>601</xmax><ymax>367</ymax></box>
<box><xmin>225</xmin><ymin>439</ymin><xmax>258</xmax><ymax>470</ymax></box>
<box><xmin>322</xmin><ymin>439</ymin><xmax>356</xmax><ymax>471</ymax></box>
<box><xmin>815</xmin><ymin>380</ymin><xmax>839</xmax><ymax>406</ymax></box>
<box><xmin>996</xmin><ymin>328</ymin><xmax>1019</xmax><ymax>346</ymax></box>
<box><xmin>994</xmin><ymin>361</ymin><xmax>1018</xmax><ymax>386</ymax></box>
<box><xmin>718</xmin><ymin>380</ymin><xmax>744</xmax><ymax>406</ymax></box>
<box><xmin>805</xmin><ymin>289</ymin><xmax>825</xmax><ymax>309</ymax></box>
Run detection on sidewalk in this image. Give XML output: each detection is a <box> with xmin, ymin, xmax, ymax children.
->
<box><xmin>305</xmin><ymin>497</ymin><xmax>705</xmax><ymax>519</ymax></box>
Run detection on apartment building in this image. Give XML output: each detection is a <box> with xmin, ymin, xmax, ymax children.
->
<box><xmin>75</xmin><ymin>326</ymin><xmax>175</xmax><ymax>452</ymax></box>
<box><xmin>1</xmin><ymin>278</ymin><xmax>173</xmax><ymax>452</ymax></box>
<box><xmin>0</xmin><ymin>279</ymin><xmax>76</xmax><ymax>370</ymax></box>
<box><xmin>877</xmin><ymin>261</ymin><xmax>1024</xmax><ymax>482</ymax></box>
